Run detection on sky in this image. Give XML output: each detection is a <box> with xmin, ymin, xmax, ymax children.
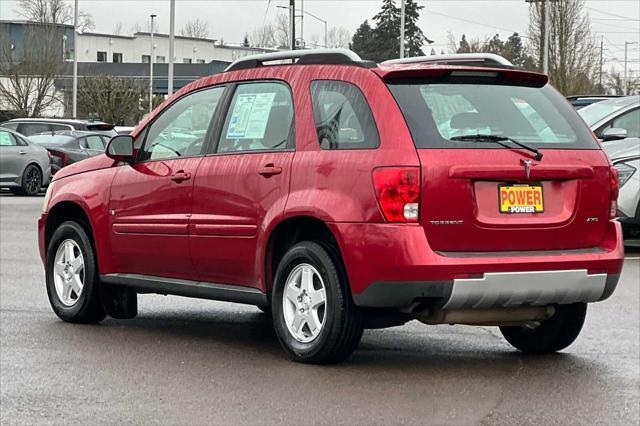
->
<box><xmin>1</xmin><ymin>0</ymin><xmax>638</xmax><ymax>73</ymax></box>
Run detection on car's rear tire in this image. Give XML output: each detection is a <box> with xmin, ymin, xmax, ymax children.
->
<box><xmin>272</xmin><ymin>241</ymin><xmax>364</xmax><ymax>364</ymax></box>
<box><xmin>500</xmin><ymin>303</ymin><xmax>587</xmax><ymax>354</ymax></box>
<box><xmin>12</xmin><ymin>164</ymin><xmax>42</xmax><ymax>196</ymax></box>
<box><xmin>46</xmin><ymin>221</ymin><xmax>106</xmax><ymax>323</ymax></box>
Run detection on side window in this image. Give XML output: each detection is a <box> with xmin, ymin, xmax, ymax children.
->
<box><xmin>50</xmin><ymin>124</ymin><xmax>72</xmax><ymax>132</ymax></box>
<box><xmin>611</xmin><ymin>108</ymin><xmax>640</xmax><ymax>138</ymax></box>
<box><xmin>85</xmin><ymin>135</ymin><xmax>105</xmax><ymax>150</ymax></box>
<box><xmin>217</xmin><ymin>82</ymin><xmax>294</xmax><ymax>153</ymax></box>
<box><xmin>140</xmin><ymin>86</ymin><xmax>225</xmax><ymax>161</ymax></box>
<box><xmin>1</xmin><ymin>123</ymin><xmax>19</xmax><ymax>131</ymax></box>
<box><xmin>310</xmin><ymin>80</ymin><xmax>379</xmax><ymax>150</ymax></box>
<box><xmin>0</xmin><ymin>130</ymin><xmax>18</xmax><ymax>146</ymax></box>
<box><xmin>18</xmin><ymin>123</ymin><xmax>50</xmax><ymax>136</ymax></box>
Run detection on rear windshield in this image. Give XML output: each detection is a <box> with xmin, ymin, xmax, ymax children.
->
<box><xmin>388</xmin><ymin>81</ymin><xmax>598</xmax><ymax>149</ymax></box>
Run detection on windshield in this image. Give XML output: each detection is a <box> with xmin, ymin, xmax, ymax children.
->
<box><xmin>388</xmin><ymin>81</ymin><xmax>598</xmax><ymax>149</ymax></box>
<box><xmin>578</xmin><ymin>99</ymin><xmax>631</xmax><ymax>126</ymax></box>
<box><xmin>29</xmin><ymin>134</ymin><xmax>75</xmax><ymax>145</ymax></box>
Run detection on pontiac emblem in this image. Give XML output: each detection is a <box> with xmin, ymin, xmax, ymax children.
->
<box><xmin>521</xmin><ymin>159</ymin><xmax>533</xmax><ymax>179</ymax></box>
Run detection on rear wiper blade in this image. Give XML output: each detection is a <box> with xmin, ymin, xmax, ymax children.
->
<box><xmin>450</xmin><ymin>134</ymin><xmax>543</xmax><ymax>161</ymax></box>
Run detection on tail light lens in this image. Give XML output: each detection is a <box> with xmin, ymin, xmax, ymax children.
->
<box><xmin>372</xmin><ymin>167</ymin><xmax>420</xmax><ymax>223</ymax></box>
<box><xmin>609</xmin><ymin>166</ymin><xmax>619</xmax><ymax>219</ymax></box>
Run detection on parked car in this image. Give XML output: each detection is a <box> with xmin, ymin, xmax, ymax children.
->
<box><xmin>603</xmin><ymin>138</ymin><xmax>640</xmax><ymax>242</ymax></box>
<box><xmin>567</xmin><ymin>95</ymin><xmax>623</xmax><ymax>110</ymax></box>
<box><xmin>578</xmin><ymin>95</ymin><xmax>640</xmax><ymax>141</ymax></box>
<box><xmin>1</xmin><ymin>118</ymin><xmax>118</xmax><ymax>138</ymax></box>
<box><xmin>0</xmin><ymin>127</ymin><xmax>51</xmax><ymax>195</ymax></box>
<box><xmin>28</xmin><ymin>131</ymin><xmax>110</xmax><ymax>175</ymax></box>
<box><xmin>114</xmin><ymin>126</ymin><xmax>136</xmax><ymax>135</ymax></box>
<box><xmin>38</xmin><ymin>50</ymin><xmax>623</xmax><ymax>364</ymax></box>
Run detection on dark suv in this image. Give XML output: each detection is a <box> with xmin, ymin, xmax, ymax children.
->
<box><xmin>38</xmin><ymin>50</ymin><xmax>623</xmax><ymax>364</ymax></box>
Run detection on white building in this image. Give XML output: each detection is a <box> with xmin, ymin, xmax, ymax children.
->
<box><xmin>77</xmin><ymin>31</ymin><xmax>277</xmax><ymax>64</ymax></box>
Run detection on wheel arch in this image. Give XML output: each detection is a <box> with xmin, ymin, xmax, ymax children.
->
<box><xmin>263</xmin><ymin>215</ymin><xmax>348</xmax><ymax>295</ymax></box>
<box><xmin>45</xmin><ymin>200</ymin><xmax>96</xmax><ymax>261</ymax></box>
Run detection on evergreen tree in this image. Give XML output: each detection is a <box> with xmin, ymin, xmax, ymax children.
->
<box><xmin>371</xmin><ymin>0</ymin><xmax>400</xmax><ymax>62</ymax></box>
<box><xmin>403</xmin><ymin>0</ymin><xmax>430</xmax><ymax>57</ymax></box>
<box><xmin>351</xmin><ymin>20</ymin><xmax>376</xmax><ymax>60</ymax></box>
<box><xmin>242</xmin><ymin>33</ymin><xmax>250</xmax><ymax>47</ymax></box>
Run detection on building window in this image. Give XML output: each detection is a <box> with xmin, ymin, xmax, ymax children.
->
<box><xmin>156</xmin><ymin>55</ymin><xmax>166</xmax><ymax>63</ymax></box>
<box><xmin>196</xmin><ymin>59</ymin><xmax>206</xmax><ymax>64</ymax></box>
<box><xmin>97</xmin><ymin>51</ymin><xmax>107</xmax><ymax>62</ymax></box>
<box><xmin>142</xmin><ymin>55</ymin><xmax>151</xmax><ymax>63</ymax></box>
<box><xmin>112</xmin><ymin>52</ymin><xmax>123</xmax><ymax>63</ymax></box>
<box><xmin>183</xmin><ymin>58</ymin><xmax>192</xmax><ymax>64</ymax></box>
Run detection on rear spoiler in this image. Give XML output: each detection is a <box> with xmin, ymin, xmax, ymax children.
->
<box><xmin>86</xmin><ymin>123</ymin><xmax>115</xmax><ymax>131</ymax></box>
<box><xmin>374</xmin><ymin>65</ymin><xmax>549</xmax><ymax>88</ymax></box>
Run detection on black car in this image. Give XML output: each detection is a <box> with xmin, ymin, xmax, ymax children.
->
<box><xmin>28</xmin><ymin>131</ymin><xmax>111</xmax><ymax>175</ymax></box>
<box><xmin>0</xmin><ymin>118</ymin><xmax>118</xmax><ymax>138</ymax></box>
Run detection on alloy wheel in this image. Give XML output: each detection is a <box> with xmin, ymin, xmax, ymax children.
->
<box><xmin>282</xmin><ymin>263</ymin><xmax>327</xmax><ymax>343</ymax></box>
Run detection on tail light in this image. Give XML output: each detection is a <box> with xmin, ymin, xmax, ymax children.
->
<box><xmin>49</xmin><ymin>150</ymin><xmax>68</xmax><ymax>167</ymax></box>
<box><xmin>372</xmin><ymin>167</ymin><xmax>421</xmax><ymax>223</ymax></box>
<box><xmin>609</xmin><ymin>166</ymin><xmax>619</xmax><ymax>219</ymax></box>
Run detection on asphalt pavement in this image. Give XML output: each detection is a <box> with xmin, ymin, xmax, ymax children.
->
<box><xmin>1</xmin><ymin>192</ymin><xmax>639</xmax><ymax>425</ymax></box>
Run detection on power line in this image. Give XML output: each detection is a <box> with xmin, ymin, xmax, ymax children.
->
<box><xmin>586</xmin><ymin>6</ymin><xmax>640</xmax><ymax>21</ymax></box>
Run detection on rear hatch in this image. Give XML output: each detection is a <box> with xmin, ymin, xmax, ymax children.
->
<box><xmin>383</xmin><ymin>66</ymin><xmax>613</xmax><ymax>252</ymax></box>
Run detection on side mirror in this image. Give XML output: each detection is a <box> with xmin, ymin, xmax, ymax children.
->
<box><xmin>601</xmin><ymin>127</ymin><xmax>628</xmax><ymax>142</ymax></box>
<box><xmin>106</xmin><ymin>135</ymin><xmax>134</xmax><ymax>162</ymax></box>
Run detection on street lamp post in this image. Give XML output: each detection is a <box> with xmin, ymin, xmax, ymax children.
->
<box><xmin>400</xmin><ymin>0</ymin><xmax>405</xmax><ymax>59</ymax></box>
<box><xmin>149</xmin><ymin>14</ymin><xmax>156</xmax><ymax>114</ymax></box>
<box><xmin>277</xmin><ymin>6</ymin><xmax>327</xmax><ymax>48</ymax></box>
<box><xmin>72</xmin><ymin>0</ymin><xmax>78</xmax><ymax>118</ymax></box>
<box><xmin>168</xmin><ymin>0</ymin><xmax>175</xmax><ymax>96</ymax></box>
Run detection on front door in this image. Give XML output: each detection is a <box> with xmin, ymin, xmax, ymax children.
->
<box><xmin>108</xmin><ymin>86</ymin><xmax>226</xmax><ymax>280</ymax></box>
<box><xmin>190</xmin><ymin>81</ymin><xmax>295</xmax><ymax>289</ymax></box>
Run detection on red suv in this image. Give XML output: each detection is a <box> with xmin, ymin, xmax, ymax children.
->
<box><xmin>38</xmin><ymin>50</ymin><xmax>624</xmax><ymax>363</ymax></box>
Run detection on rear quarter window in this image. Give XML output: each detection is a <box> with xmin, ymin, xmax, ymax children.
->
<box><xmin>388</xmin><ymin>81</ymin><xmax>598</xmax><ymax>150</ymax></box>
<box><xmin>310</xmin><ymin>80</ymin><xmax>379</xmax><ymax>150</ymax></box>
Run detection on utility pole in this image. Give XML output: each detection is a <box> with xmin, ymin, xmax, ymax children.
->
<box><xmin>300</xmin><ymin>0</ymin><xmax>304</xmax><ymax>47</ymax></box>
<box><xmin>623</xmin><ymin>41</ymin><xmax>638</xmax><ymax>95</ymax></box>
<box><xmin>290</xmin><ymin>0</ymin><xmax>296</xmax><ymax>50</ymax></box>
<box><xmin>168</xmin><ymin>0</ymin><xmax>175</xmax><ymax>96</ymax></box>
<box><xmin>149</xmin><ymin>14</ymin><xmax>156</xmax><ymax>114</ymax></box>
<box><xmin>599</xmin><ymin>36</ymin><xmax>604</xmax><ymax>92</ymax></box>
<box><xmin>525</xmin><ymin>0</ymin><xmax>552</xmax><ymax>74</ymax></box>
<box><xmin>72</xmin><ymin>0</ymin><xmax>78</xmax><ymax>118</ymax></box>
<box><xmin>399</xmin><ymin>0</ymin><xmax>406</xmax><ymax>59</ymax></box>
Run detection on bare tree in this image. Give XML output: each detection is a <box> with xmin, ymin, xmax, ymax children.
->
<box><xmin>113</xmin><ymin>22</ymin><xmax>123</xmax><ymax>36</ymax></box>
<box><xmin>326</xmin><ymin>27</ymin><xmax>351</xmax><ymax>49</ymax></box>
<box><xmin>180</xmin><ymin>18</ymin><xmax>209</xmax><ymax>39</ymax></box>
<box><xmin>274</xmin><ymin>14</ymin><xmax>290</xmax><ymax>48</ymax></box>
<box><xmin>309</xmin><ymin>34</ymin><xmax>321</xmax><ymax>48</ymax></box>
<box><xmin>77</xmin><ymin>10</ymin><xmax>95</xmax><ymax>32</ymax></box>
<box><xmin>250</xmin><ymin>24</ymin><xmax>276</xmax><ymax>48</ymax></box>
<box><xmin>528</xmin><ymin>0</ymin><xmax>599</xmax><ymax>95</ymax></box>
<box><xmin>130</xmin><ymin>22</ymin><xmax>142</xmax><ymax>34</ymax></box>
<box><xmin>0</xmin><ymin>23</ymin><xmax>64</xmax><ymax>116</ymax></box>
<box><xmin>78</xmin><ymin>76</ymin><xmax>147</xmax><ymax>125</ymax></box>
<box><xmin>17</xmin><ymin>0</ymin><xmax>71</xmax><ymax>24</ymax></box>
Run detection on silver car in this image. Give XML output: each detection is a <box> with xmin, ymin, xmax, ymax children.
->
<box><xmin>0</xmin><ymin>128</ymin><xmax>51</xmax><ymax>196</ymax></box>
<box><xmin>603</xmin><ymin>139</ymin><xmax>640</xmax><ymax>241</ymax></box>
<box><xmin>579</xmin><ymin>95</ymin><xmax>639</xmax><ymax>141</ymax></box>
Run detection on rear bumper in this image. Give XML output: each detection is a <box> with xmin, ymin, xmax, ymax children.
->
<box><xmin>329</xmin><ymin>220</ymin><xmax>624</xmax><ymax>309</ymax></box>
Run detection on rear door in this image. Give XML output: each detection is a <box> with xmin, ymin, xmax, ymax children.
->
<box><xmin>108</xmin><ymin>86</ymin><xmax>225</xmax><ymax>279</ymax></box>
<box><xmin>387</xmin><ymin>75</ymin><xmax>611</xmax><ymax>252</ymax></box>
<box><xmin>0</xmin><ymin>129</ymin><xmax>27</xmax><ymax>184</ymax></box>
<box><xmin>190</xmin><ymin>81</ymin><xmax>295</xmax><ymax>288</ymax></box>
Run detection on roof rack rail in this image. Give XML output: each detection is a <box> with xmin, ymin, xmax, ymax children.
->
<box><xmin>225</xmin><ymin>48</ymin><xmax>373</xmax><ymax>72</ymax></box>
<box><xmin>382</xmin><ymin>53</ymin><xmax>515</xmax><ymax>68</ymax></box>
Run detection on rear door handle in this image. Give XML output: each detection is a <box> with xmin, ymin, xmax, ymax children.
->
<box><xmin>18</xmin><ymin>150</ymin><xmax>27</xmax><ymax>155</ymax></box>
<box><xmin>258</xmin><ymin>164</ymin><xmax>282</xmax><ymax>177</ymax></box>
<box><xmin>171</xmin><ymin>171</ymin><xmax>192</xmax><ymax>182</ymax></box>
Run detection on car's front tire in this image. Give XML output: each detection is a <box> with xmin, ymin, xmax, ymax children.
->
<box><xmin>11</xmin><ymin>164</ymin><xmax>42</xmax><ymax>196</ymax></box>
<box><xmin>272</xmin><ymin>241</ymin><xmax>364</xmax><ymax>364</ymax></box>
<box><xmin>500</xmin><ymin>303</ymin><xmax>587</xmax><ymax>354</ymax></box>
<box><xmin>46</xmin><ymin>221</ymin><xmax>106</xmax><ymax>323</ymax></box>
